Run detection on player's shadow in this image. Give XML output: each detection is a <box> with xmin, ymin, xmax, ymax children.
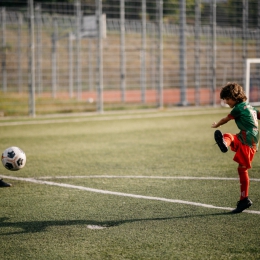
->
<box><xmin>0</xmin><ymin>212</ymin><xmax>231</xmax><ymax>235</ymax></box>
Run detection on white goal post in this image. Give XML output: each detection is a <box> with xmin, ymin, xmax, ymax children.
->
<box><xmin>245</xmin><ymin>58</ymin><xmax>260</xmax><ymax>106</ymax></box>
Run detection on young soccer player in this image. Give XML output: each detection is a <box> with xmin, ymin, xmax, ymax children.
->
<box><xmin>211</xmin><ymin>82</ymin><xmax>260</xmax><ymax>213</ymax></box>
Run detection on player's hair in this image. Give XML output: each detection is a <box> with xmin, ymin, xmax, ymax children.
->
<box><xmin>220</xmin><ymin>82</ymin><xmax>247</xmax><ymax>103</ymax></box>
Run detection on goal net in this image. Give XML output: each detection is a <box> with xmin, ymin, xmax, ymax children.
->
<box><xmin>245</xmin><ymin>58</ymin><xmax>260</xmax><ymax>107</ymax></box>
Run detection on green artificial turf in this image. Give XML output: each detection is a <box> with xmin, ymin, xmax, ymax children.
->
<box><xmin>0</xmin><ymin>108</ymin><xmax>260</xmax><ymax>259</ymax></box>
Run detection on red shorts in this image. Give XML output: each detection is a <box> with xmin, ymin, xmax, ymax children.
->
<box><xmin>228</xmin><ymin>134</ymin><xmax>256</xmax><ymax>169</ymax></box>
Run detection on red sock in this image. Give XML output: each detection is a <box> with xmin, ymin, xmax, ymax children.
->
<box><xmin>238</xmin><ymin>167</ymin><xmax>249</xmax><ymax>200</ymax></box>
<box><xmin>223</xmin><ymin>133</ymin><xmax>234</xmax><ymax>147</ymax></box>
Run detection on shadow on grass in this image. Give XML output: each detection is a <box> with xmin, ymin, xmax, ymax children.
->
<box><xmin>0</xmin><ymin>211</ymin><xmax>232</xmax><ymax>235</ymax></box>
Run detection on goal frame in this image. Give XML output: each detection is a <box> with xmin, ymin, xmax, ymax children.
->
<box><xmin>245</xmin><ymin>58</ymin><xmax>260</xmax><ymax>106</ymax></box>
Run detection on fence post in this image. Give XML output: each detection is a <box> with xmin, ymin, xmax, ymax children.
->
<box><xmin>51</xmin><ymin>18</ymin><xmax>57</xmax><ymax>98</ymax></box>
<box><xmin>194</xmin><ymin>0</ymin><xmax>200</xmax><ymax>106</ymax></box>
<box><xmin>211</xmin><ymin>0</ymin><xmax>216</xmax><ymax>106</ymax></box>
<box><xmin>120</xmin><ymin>0</ymin><xmax>126</xmax><ymax>103</ymax></box>
<box><xmin>1</xmin><ymin>8</ymin><xmax>7</xmax><ymax>92</ymax></box>
<box><xmin>232</xmin><ymin>28</ymin><xmax>236</xmax><ymax>80</ymax></box>
<box><xmin>242</xmin><ymin>0</ymin><xmax>248</xmax><ymax>89</ymax></box>
<box><xmin>179</xmin><ymin>0</ymin><xmax>187</xmax><ymax>106</ymax></box>
<box><xmin>96</xmin><ymin>0</ymin><xmax>103</xmax><ymax>113</ymax></box>
<box><xmin>17</xmin><ymin>12</ymin><xmax>23</xmax><ymax>93</ymax></box>
<box><xmin>88</xmin><ymin>39</ymin><xmax>93</xmax><ymax>91</ymax></box>
<box><xmin>141</xmin><ymin>0</ymin><xmax>146</xmax><ymax>104</ymax></box>
<box><xmin>36</xmin><ymin>4</ymin><xmax>42</xmax><ymax>96</ymax></box>
<box><xmin>68</xmin><ymin>32</ymin><xmax>73</xmax><ymax>98</ymax></box>
<box><xmin>257</xmin><ymin>0</ymin><xmax>260</xmax><ymax>101</ymax></box>
<box><xmin>150</xmin><ymin>23</ymin><xmax>156</xmax><ymax>90</ymax></box>
<box><xmin>157</xmin><ymin>0</ymin><xmax>163</xmax><ymax>109</ymax></box>
<box><xmin>28</xmin><ymin>0</ymin><xmax>36</xmax><ymax>117</ymax></box>
<box><xmin>75</xmin><ymin>0</ymin><xmax>82</xmax><ymax>101</ymax></box>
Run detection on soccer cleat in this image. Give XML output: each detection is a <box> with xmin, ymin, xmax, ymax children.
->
<box><xmin>232</xmin><ymin>197</ymin><xmax>252</xmax><ymax>214</ymax></box>
<box><xmin>214</xmin><ymin>130</ymin><xmax>228</xmax><ymax>153</ymax></box>
<box><xmin>0</xmin><ymin>179</ymin><xmax>12</xmax><ymax>188</ymax></box>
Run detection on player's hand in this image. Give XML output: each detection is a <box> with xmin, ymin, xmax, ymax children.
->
<box><xmin>211</xmin><ymin>122</ymin><xmax>218</xmax><ymax>128</ymax></box>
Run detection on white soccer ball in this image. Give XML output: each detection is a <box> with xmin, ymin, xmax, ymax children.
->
<box><xmin>1</xmin><ymin>146</ymin><xmax>26</xmax><ymax>171</ymax></box>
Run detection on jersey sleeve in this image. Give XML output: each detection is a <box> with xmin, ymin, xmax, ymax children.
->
<box><xmin>228</xmin><ymin>113</ymin><xmax>235</xmax><ymax>119</ymax></box>
<box><xmin>230</xmin><ymin>105</ymin><xmax>241</xmax><ymax>118</ymax></box>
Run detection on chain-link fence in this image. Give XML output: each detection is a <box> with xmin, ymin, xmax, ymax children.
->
<box><xmin>1</xmin><ymin>0</ymin><xmax>260</xmax><ymax>116</ymax></box>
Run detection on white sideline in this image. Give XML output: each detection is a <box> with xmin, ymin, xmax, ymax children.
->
<box><xmin>1</xmin><ymin>174</ymin><xmax>260</xmax><ymax>215</ymax></box>
<box><xmin>0</xmin><ymin>109</ymin><xmax>225</xmax><ymax>126</ymax></box>
<box><xmin>35</xmin><ymin>175</ymin><xmax>260</xmax><ymax>182</ymax></box>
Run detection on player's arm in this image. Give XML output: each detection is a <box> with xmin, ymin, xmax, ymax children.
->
<box><xmin>211</xmin><ymin>115</ymin><xmax>232</xmax><ymax>128</ymax></box>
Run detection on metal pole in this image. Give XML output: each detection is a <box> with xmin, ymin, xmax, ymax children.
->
<box><xmin>96</xmin><ymin>0</ymin><xmax>103</xmax><ymax>113</ymax></box>
<box><xmin>151</xmin><ymin>23</ymin><xmax>156</xmax><ymax>90</ymax></box>
<box><xmin>51</xmin><ymin>18</ymin><xmax>57</xmax><ymax>98</ymax></box>
<box><xmin>207</xmin><ymin>26</ymin><xmax>210</xmax><ymax>89</ymax></box>
<box><xmin>68</xmin><ymin>32</ymin><xmax>73</xmax><ymax>98</ymax></box>
<box><xmin>120</xmin><ymin>0</ymin><xmax>126</xmax><ymax>103</ymax></box>
<box><xmin>75</xmin><ymin>0</ymin><xmax>82</xmax><ymax>100</ymax></box>
<box><xmin>28</xmin><ymin>0</ymin><xmax>36</xmax><ymax>117</ymax></box>
<box><xmin>211</xmin><ymin>0</ymin><xmax>216</xmax><ymax>106</ymax></box>
<box><xmin>232</xmin><ymin>27</ymin><xmax>236</xmax><ymax>80</ymax></box>
<box><xmin>179</xmin><ymin>0</ymin><xmax>187</xmax><ymax>106</ymax></box>
<box><xmin>17</xmin><ymin>12</ymin><xmax>23</xmax><ymax>93</ymax></box>
<box><xmin>243</xmin><ymin>0</ymin><xmax>248</xmax><ymax>88</ymax></box>
<box><xmin>141</xmin><ymin>0</ymin><xmax>146</xmax><ymax>104</ymax></box>
<box><xmin>88</xmin><ymin>39</ymin><xmax>93</xmax><ymax>91</ymax></box>
<box><xmin>257</xmin><ymin>0</ymin><xmax>260</xmax><ymax>101</ymax></box>
<box><xmin>258</xmin><ymin>0</ymin><xmax>260</xmax><ymax>59</ymax></box>
<box><xmin>157</xmin><ymin>0</ymin><xmax>163</xmax><ymax>109</ymax></box>
<box><xmin>1</xmin><ymin>8</ymin><xmax>7</xmax><ymax>92</ymax></box>
<box><xmin>194</xmin><ymin>0</ymin><xmax>200</xmax><ymax>106</ymax></box>
<box><xmin>36</xmin><ymin>4</ymin><xmax>42</xmax><ymax>95</ymax></box>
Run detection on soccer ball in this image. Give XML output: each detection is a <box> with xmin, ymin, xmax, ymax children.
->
<box><xmin>1</xmin><ymin>146</ymin><xmax>26</xmax><ymax>171</ymax></box>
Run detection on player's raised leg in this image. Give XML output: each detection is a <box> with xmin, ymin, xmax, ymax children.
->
<box><xmin>214</xmin><ymin>130</ymin><xmax>228</xmax><ymax>153</ymax></box>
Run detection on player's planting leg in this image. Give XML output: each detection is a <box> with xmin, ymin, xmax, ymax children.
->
<box><xmin>0</xmin><ymin>179</ymin><xmax>12</xmax><ymax>187</ymax></box>
<box><xmin>214</xmin><ymin>130</ymin><xmax>228</xmax><ymax>153</ymax></box>
<box><xmin>231</xmin><ymin>166</ymin><xmax>252</xmax><ymax>213</ymax></box>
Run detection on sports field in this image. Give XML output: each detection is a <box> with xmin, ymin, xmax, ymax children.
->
<box><xmin>0</xmin><ymin>108</ymin><xmax>260</xmax><ymax>259</ymax></box>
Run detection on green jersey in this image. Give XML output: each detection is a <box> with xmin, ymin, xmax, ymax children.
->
<box><xmin>228</xmin><ymin>102</ymin><xmax>259</xmax><ymax>150</ymax></box>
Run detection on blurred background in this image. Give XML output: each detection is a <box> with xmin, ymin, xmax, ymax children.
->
<box><xmin>0</xmin><ymin>0</ymin><xmax>260</xmax><ymax>116</ymax></box>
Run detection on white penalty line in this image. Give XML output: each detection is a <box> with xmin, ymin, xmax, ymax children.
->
<box><xmin>1</xmin><ymin>175</ymin><xmax>260</xmax><ymax>215</ymax></box>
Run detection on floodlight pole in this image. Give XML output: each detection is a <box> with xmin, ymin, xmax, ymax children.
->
<box><xmin>28</xmin><ymin>0</ymin><xmax>36</xmax><ymax>117</ymax></box>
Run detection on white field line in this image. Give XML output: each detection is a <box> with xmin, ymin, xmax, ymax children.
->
<box><xmin>1</xmin><ymin>174</ymin><xmax>260</xmax><ymax>215</ymax></box>
<box><xmin>35</xmin><ymin>175</ymin><xmax>260</xmax><ymax>182</ymax></box>
<box><xmin>0</xmin><ymin>109</ymin><xmax>225</xmax><ymax>126</ymax></box>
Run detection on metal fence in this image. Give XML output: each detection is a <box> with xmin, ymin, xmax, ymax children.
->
<box><xmin>1</xmin><ymin>0</ymin><xmax>260</xmax><ymax>116</ymax></box>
